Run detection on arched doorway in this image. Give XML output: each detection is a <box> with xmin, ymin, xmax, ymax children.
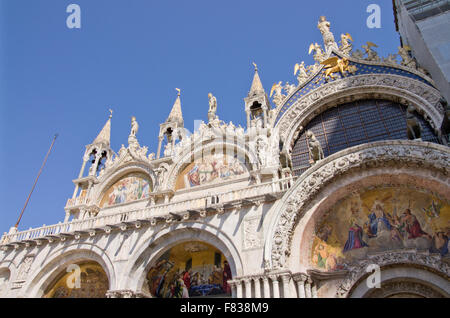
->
<box><xmin>143</xmin><ymin>241</ymin><xmax>233</xmax><ymax>298</ymax></box>
<box><xmin>42</xmin><ymin>261</ymin><xmax>109</xmax><ymax>298</ymax></box>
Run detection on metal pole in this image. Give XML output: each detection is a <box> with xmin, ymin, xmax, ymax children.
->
<box><xmin>14</xmin><ymin>134</ymin><xmax>58</xmax><ymax>228</ymax></box>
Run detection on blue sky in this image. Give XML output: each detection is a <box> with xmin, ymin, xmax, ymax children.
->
<box><xmin>0</xmin><ymin>0</ymin><xmax>400</xmax><ymax>234</ymax></box>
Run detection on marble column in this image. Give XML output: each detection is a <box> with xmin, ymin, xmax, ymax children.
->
<box><xmin>244</xmin><ymin>279</ymin><xmax>252</xmax><ymax>298</ymax></box>
<box><xmin>236</xmin><ymin>280</ymin><xmax>243</xmax><ymax>299</ymax></box>
<box><xmin>262</xmin><ymin>276</ymin><xmax>270</xmax><ymax>298</ymax></box>
<box><xmin>305</xmin><ymin>278</ymin><xmax>312</xmax><ymax>298</ymax></box>
<box><xmin>280</xmin><ymin>274</ymin><xmax>291</xmax><ymax>298</ymax></box>
<box><xmin>270</xmin><ymin>276</ymin><xmax>280</xmax><ymax>298</ymax></box>
<box><xmin>253</xmin><ymin>277</ymin><xmax>261</xmax><ymax>298</ymax></box>
<box><xmin>312</xmin><ymin>283</ymin><xmax>318</xmax><ymax>298</ymax></box>
<box><xmin>296</xmin><ymin>275</ymin><xmax>306</xmax><ymax>298</ymax></box>
<box><xmin>229</xmin><ymin>281</ymin><xmax>237</xmax><ymax>298</ymax></box>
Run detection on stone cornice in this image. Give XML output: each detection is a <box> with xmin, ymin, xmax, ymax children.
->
<box><xmin>335</xmin><ymin>251</ymin><xmax>450</xmax><ymax>298</ymax></box>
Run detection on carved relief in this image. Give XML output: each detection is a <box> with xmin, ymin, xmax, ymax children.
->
<box><xmin>243</xmin><ymin>217</ymin><xmax>263</xmax><ymax>250</ymax></box>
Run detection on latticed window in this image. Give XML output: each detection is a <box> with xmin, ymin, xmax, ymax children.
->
<box><xmin>291</xmin><ymin>99</ymin><xmax>440</xmax><ymax>176</ymax></box>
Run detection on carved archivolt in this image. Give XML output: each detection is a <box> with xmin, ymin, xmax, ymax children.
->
<box><xmin>92</xmin><ymin>163</ymin><xmax>157</xmax><ymax>206</ymax></box>
<box><xmin>275</xmin><ymin>74</ymin><xmax>443</xmax><ymax>150</ymax></box>
<box><xmin>264</xmin><ymin>140</ymin><xmax>450</xmax><ymax>271</ymax></box>
<box><xmin>336</xmin><ymin>252</ymin><xmax>450</xmax><ymax>298</ymax></box>
<box><xmin>165</xmin><ymin>141</ymin><xmax>258</xmax><ymax>191</ymax></box>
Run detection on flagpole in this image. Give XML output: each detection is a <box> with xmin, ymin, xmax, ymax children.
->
<box><xmin>14</xmin><ymin>134</ymin><xmax>58</xmax><ymax>229</ymax></box>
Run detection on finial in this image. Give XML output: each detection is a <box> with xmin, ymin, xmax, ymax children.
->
<box><xmin>252</xmin><ymin>62</ymin><xmax>258</xmax><ymax>71</ymax></box>
<box><xmin>175</xmin><ymin>88</ymin><xmax>181</xmax><ymax>96</ymax></box>
<box><xmin>108</xmin><ymin>108</ymin><xmax>113</xmax><ymax>119</ymax></box>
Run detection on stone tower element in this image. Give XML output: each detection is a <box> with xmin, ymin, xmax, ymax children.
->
<box><xmin>157</xmin><ymin>89</ymin><xmax>185</xmax><ymax>159</ymax></box>
<box><xmin>244</xmin><ymin>63</ymin><xmax>271</xmax><ymax>129</ymax></box>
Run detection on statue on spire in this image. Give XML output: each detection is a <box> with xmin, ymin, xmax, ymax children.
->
<box><xmin>318</xmin><ymin>16</ymin><xmax>338</xmax><ymax>51</ymax></box>
<box><xmin>130</xmin><ymin>116</ymin><xmax>139</xmax><ymax>137</ymax></box>
<box><xmin>208</xmin><ymin>93</ymin><xmax>218</xmax><ymax>123</ymax></box>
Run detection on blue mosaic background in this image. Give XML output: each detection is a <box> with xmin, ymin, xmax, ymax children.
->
<box><xmin>274</xmin><ymin>60</ymin><xmax>434</xmax><ymax>125</ymax></box>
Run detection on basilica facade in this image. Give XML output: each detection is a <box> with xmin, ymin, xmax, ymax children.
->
<box><xmin>0</xmin><ymin>16</ymin><xmax>449</xmax><ymax>298</ymax></box>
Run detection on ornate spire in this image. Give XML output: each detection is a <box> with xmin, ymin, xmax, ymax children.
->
<box><xmin>166</xmin><ymin>88</ymin><xmax>184</xmax><ymax>127</ymax></box>
<box><xmin>249</xmin><ymin>62</ymin><xmax>265</xmax><ymax>97</ymax></box>
<box><xmin>92</xmin><ymin>111</ymin><xmax>111</xmax><ymax>146</ymax></box>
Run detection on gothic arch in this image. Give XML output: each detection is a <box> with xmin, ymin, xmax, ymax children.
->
<box><xmin>274</xmin><ymin>73</ymin><xmax>443</xmax><ymax>153</ymax></box>
<box><xmin>165</xmin><ymin>140</ymin><xmax>258</xmax><ymax>191</ymax></box>
<box><xmin>123</xmin><ymin>222</ymin><xmax>244</xmax><ymax>292</ymax></box>
<box><xmin>21</xmin><ymin>244</ymin><xmax>116</xmax><ymax>297</ymax></box>
<box><xmin>340</xmin><ymin>259</ymin><xmax>449</xmax><ymax>298</ymax></box>
<box><xmin>92</xmin><ymin>162</ymin><xmax>157</xmax><ymax>207</ymax></box>
<box><xmin>263</xmin><ymin>140</ymin><xmax>450</xmax><ymax>271</ymax></box>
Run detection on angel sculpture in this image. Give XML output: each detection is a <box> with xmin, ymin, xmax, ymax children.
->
<box><xmin>270</xmin><ymin>81</ymin><xmax>286</xmax><ymax>107</ymax></box>
<box><xmin>309</xmin><ymin>43</ymin><xmax>326</xmax><ymax>63</ymax></box>
<box><xmin>284</xmin><ymin>82</ymin><xmax>296</xmax><ymax>96</ymax></box>
<box><xmin>398</xmin><ymin>46</ymin><xmax>417</xmax><ymax>69</ymax></box>
<box><xmin>382</xmin><ymin>53</ymin><xmax>398</xmax><ymax>65</ymax></box>
<box><xmin>208</xmin><ymin>93</ymin><xmax>218</xmax><ymax>122</ymax></box>
<box><xmin>362</xmin><ymin>42</ymin><xmax>380</xmax><ymax>62</ymax></box>
<box><xmin>130</xmin><ymin>116</ymin><xmax>139</xmax><ymax>136</ymax></box>
<box><xmin>294</xmin><ymin>61</ymin><xmax>309</xmax><ymax>86</ymax></box>
<box><xmin>351</xmin><ymin>49</ymin><xmax>364</xmax><ymax>60</ymax></box>
<box><xmin>339</xmin><ymin>33</ymin><xmax>353</xmax><ymax>55</ymax></box>
<box><xmin>320</xmin><ymin>56</ymin><xmax>352</xmax><ymax>81</ymax></box>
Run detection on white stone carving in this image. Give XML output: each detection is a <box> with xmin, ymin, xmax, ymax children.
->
<box><xmin>267</xmin><ymin>141</ymin><xmax>450</xmax><ymax>270</ymax></box>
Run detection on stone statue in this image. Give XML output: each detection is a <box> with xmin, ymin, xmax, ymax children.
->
<box><xmin>406</xmin><ymin>104</ymin><xmax>422</xmax><ymax>140</ymax></box>
<box><xmin>284</xmin><ymin>82</ymin><xmax>296</xmax><ymax>96</ymax></box>
<box><xmin>294</xmin><ymin>61</ymin><xmax>309</xmax><ymax>86</ymax></box>
<box><xmin>164</xmin><ymin>142</ymin><xmax>173</xmax><ymax>157</ymax></box>
<box><xmin>383</xmin><ymin>53</ymin><xmax>398</xmax><ymax>65</ymax></box>
<box><xmin>130</xmin><ymin>116</ymin><xmax>139</xmax><ymax>136</ymax></box>
<box><xmin>155</xmin><ymin>166</ymin><xmax>167</xmax><ymax>188</ymax></box>
<box><xmin>309</xmin><ymin>43</ymin><xmax>326</xmax><ymax>63</ymax></box>
<box><xmin>270</xmin><ymin>81</ymin><xmax>285</xmax><ymax>107</ymax></box>
<box><xmin>317</xmin><ymin>16</ymin><xmax>337</xmax><ymax>50</ymax></box>
<box><xmin>339</xmin><ymin>33</ymin><xmax>353</xmax><ymax>55</ymax></box>
<box><xmin>362</xmin><ymin>42</ymin><xmax>380</xmax><ymax>62</ymax></box>
<box><xmin>306</xmin><ymin>131</ymin><xmax>324</xmax><ymax>163</ymax></box>
<box><xmin>398</xmin><ymin>46</ymin><xmax>416</xmax><ymax>69</ymax></box>
<box><xmin>351</xmin><ymin>49</ymin><xmax>364</xmax><ymax>60</ymax></box>
<box><xmin>256</xmin><ymin>138</ymin><xmax>268</xmax><ymax>167</ymax></box>
<box><xmin>208</xmin><ymin>93</ymin><xmax>217</xmax><ymax>122</ymax></box>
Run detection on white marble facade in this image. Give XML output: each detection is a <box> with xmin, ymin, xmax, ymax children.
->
<box><xmin>1</xmin><ymin>17</ymin><xmax>449</xmax><ymax>298</ymax></box>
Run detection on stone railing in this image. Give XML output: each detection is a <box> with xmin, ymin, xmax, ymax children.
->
<box><xmin>1</xmin><ymin>177</ymin><xmax>294</xmax><ymax>246</ymax></box>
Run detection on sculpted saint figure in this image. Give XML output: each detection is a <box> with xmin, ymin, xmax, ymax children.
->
<box><xmin>318</xmin><ymin>16</ymin><xmax>337</xmax><ymax>50</ymax></box>
<box><xmin>208</xmin><ymin>93</ymin><xmax>218</xmax><ymax>122</ymax></box>
<box><xmin>306</xmin><ymin>131</ymin><xmax>324</xmax><ymax>164</ymax></box>
<box><xmin>406</xmin><ymin>104</ymin><xmax>422</xmax><ymax>140</ymax></box>
<box><xmin>130</xmin><ymin>116</ymin><xmax>139</xmax><ymax>136</ymax></box>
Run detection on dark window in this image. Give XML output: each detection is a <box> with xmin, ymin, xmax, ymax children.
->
<box><xmin>291</xmin><ymin>99</ymin><xmax>440</xmax><ymax>176</ymax></box>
